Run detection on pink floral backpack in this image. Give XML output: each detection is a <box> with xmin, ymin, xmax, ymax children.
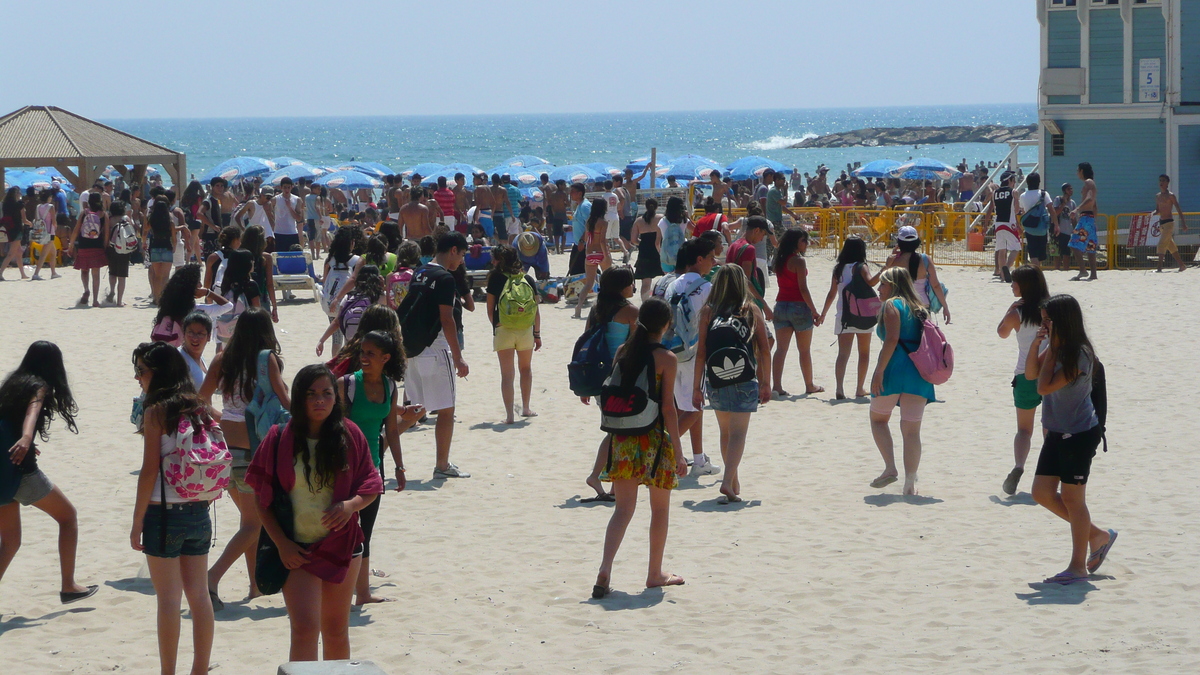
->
<box><xmin>162</xmin><ymin>412</ymin><xmax>231</xmax><ymax>501</ymax></box>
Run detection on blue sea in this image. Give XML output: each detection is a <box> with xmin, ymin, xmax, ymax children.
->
<box><xmin>105</xmin><ymin>104</ymin><xmax>1037</xmax><ymax>180</ymax></box>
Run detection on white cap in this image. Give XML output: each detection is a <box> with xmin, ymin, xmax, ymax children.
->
<box><xmin>898</xmin><ymin>225</ymin><xmax>919</xmax><ymax>241</ymax></box>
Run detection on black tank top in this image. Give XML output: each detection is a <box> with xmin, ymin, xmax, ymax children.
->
<box><xmin>993</xmin><ymin>187</ymin><xmax>1015</xmax><ymax>223</ymax></box>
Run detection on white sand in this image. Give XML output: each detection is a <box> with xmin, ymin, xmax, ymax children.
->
<box><xmin>1</xmin><ymin>256</ymin><xmax>1198</xmax><ymax>673</ymax></box>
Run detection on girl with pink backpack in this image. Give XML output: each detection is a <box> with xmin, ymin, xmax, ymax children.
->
<box><xmin>868</xmin><ymin>268</ymin><xmax>941</xmax><ymax>496</ymax></box>
<box><xmin>130</xmin><ymin>342</ymin><xmax>231</xmax><ymax>675</ymax></box>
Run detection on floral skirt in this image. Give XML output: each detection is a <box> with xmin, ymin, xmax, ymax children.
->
<box><xmin>601</xmin><ymin>423</ymin><xmax>676</xmax><ymax>490</ymax></box>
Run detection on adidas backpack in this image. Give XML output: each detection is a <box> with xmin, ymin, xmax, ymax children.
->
<box><xmin>704</xmin><ymin>314</ymin><xmax>756</xmax><ymax>389</ymax></box>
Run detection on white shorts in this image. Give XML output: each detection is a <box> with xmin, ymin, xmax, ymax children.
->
<box><xmin>995</xmin><ymin>228</ymin><xmax>1022</xmax><ymax>252</ymax></box>
<box><xmin>605</xmin><ymin>217</ymin><xmax>620</xmax><ymax>240</ymax></box>
<box><xmin>405</xmin><ymin>346</ymin><xmax>456</xmax><ymax>412</ymax></box>
<box><xmin>443</xmin><ymin>215</ymin><xmax>457</xmax><ymax>230</ymax></box>
<box><xmin>675</xmin><ymin>358</ymin><xmax>698</xmax><ymax>412</ymax></box>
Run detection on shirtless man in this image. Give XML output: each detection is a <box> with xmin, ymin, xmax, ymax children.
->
<box><xmin>454</xmin><ymin>173</ymin><xmax>471</xmax><ymax>229</ymax></box>
<box><xmin>399</xmin><ymin>187</ymin><xmax>432</xmax><ymax>241</ymax></box>
<box><xmin>490</xmin><ymin>174</ymin><xmax>511</xmax><ymax>244</ymax></box>
<box><xmin>545</xmin><ymin>179</ymin><xmax>569</xmax><ymax>254</ymax></box>
<box><xmin>1154</xmin><ymin>174</ymin><xmax>1188</xmax><ymax>273</ymax></box>
<box><xmin>958</xmin><ymin>163</ymin><xmax>976</xmax><ymax>202</ymax></box>
<box><xmin>473</xmin><ymin>173</ymin><xmax>495</xmax><ymax>238</ymax></box>
<box><xmin>1069</xmin><ymin>162</ymin><xmax>1099</xmax><ymax>281</ymax></box>
<box><xmin>706</xmin><ymin>170</ymin><xmax>729</xmax><ymax>213</ymax></box>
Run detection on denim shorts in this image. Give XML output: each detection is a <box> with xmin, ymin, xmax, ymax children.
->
<box><xmin>142</xmin><ymin>502</ymin><xmax>212</xmax><ymax>558</ymax></box>
<box><xmin>149</xmin><ymin>247</ymin><xmax>173</xmax><ymax>264</ymax></box>
<box><xmin>773</xmin><ymin>301</ymin><xmax>814</xmax><ymax>332</ymax></box>
<box><xmin>707</xmin><ymin>379</ymin><xmax>759</xmax><ymax>413</ymax></box>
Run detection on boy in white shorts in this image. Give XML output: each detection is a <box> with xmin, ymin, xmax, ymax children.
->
<box><xmin>398</xmin><ymin>231</ymin><xmax>472</xmax><ymax>479</ymax></box>
<box><xmin>990</xmin><ymin>171</ymin><xmax>1022</xmax><ymax>283</ymax></box>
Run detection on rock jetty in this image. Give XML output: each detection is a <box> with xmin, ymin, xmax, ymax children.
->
<box><xmin>792</xmin><ymin>124</ymin><xmax>1037</xmax><ymax>149</ymax></box>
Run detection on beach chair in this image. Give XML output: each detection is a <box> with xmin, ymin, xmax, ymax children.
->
<box><xmin>272</xmin><ymin>251</ymin><xmax>321</xmax><ymax>304</ymax></box>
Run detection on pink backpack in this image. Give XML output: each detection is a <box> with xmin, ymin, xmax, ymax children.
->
<box><xmin>907</xmin><ymin>318</ymin><xmax>954</xmax><ymax>385</ymax></box>
<box><xmin>162</xmin><ymin>413</ymin><xmax>231</xmax><ymax>501</ymax></box>
<box><xmin>387</xmin><ymin>267</ymin><xmax>414</xmax><ymax>309</ymax></box>
<box><xmin>151</xmin><ymin>316</ymin><xmax>182</xmax><ymax>346</ymax></box>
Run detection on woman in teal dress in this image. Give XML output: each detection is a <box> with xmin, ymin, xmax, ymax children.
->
<box><xmin>868</xmin><ymin>267</ymin><xmax>935</xmax><ymax>495</ymax></box>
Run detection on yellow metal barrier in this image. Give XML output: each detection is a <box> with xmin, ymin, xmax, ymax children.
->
<box><xmin>1108</xmin><ymin>212</ymin><xmax>1199</xmax><ymax>269</ymax></box>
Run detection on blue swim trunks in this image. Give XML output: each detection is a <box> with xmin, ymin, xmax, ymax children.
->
<box><xmin>1068</xmin><ymin>215</ymin><xmax>1097</xmax><ymax>253</ymax></box>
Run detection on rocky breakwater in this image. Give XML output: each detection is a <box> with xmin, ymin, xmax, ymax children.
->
<box><xmin>792</xmin><ymin>124</ymin><xmax>1037</xmax><ymax>149</ymax></box>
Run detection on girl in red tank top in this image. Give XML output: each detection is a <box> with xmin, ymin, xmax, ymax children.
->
<box><xmin>770</xmin><ymin>229</ymin><xmax>824</xmax><ymax>396</ymax></box>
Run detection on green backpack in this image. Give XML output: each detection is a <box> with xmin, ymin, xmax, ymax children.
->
<box><xmin>498</xmin><ymin>273</ymin><xmax>537</xmax><ymax>330</ymax></box>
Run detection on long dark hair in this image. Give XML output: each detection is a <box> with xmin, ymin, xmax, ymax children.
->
<box><xmin>156</xmin><ymin>263</ymin><xmax>202</xmax><ymax>324</ymax></box>
<box><xmin>349</xmin><ymin>265</ymin><xmax>384</xmax><ymax>303</ymax></box>
<box><xmin>137</xmin><ymin>342</ymin><xmax>206</xmax><ymax>433</ymax></box>
<box><xmin>243</xmin><ymin>224</ymin><xmax>267</xmax><ymax>276</ymax></box>
<box><xmin>333</xmin><ymin>305</ymin><xmax>401</xmax><ymax>373</ymax></box>
<box><xmin>585</xmin><ymin>198</ymin><xmax>607</xmax><ymax>234</ymax></box>
<box><xmin>364</xmin><ymin>235</ymin><xmax>389</xmax><ymax>269</ymax></box>
<box><xmin>772</xmin><ymin>228</ymin><xmax>809</xmax><ymax>275</ymax></box>
<box><xmin>1012</xmin><ymin>265</ymin><xmax>1049</xmax><ymax>327</ymax></box>
<box><xmin>615</xmin><ymin>297</ymin><xmax>672</xmax><ymax>376</ymax></box>
<box><xmin>181</xmin><ymin>180</ymin><xmax>203</xmax><ymax>210</ymax></box>
<box><xmin>329</xmin><ymin>226</ymin><xmax>355</xmax><ymax>265</ymax></box>
<box><xmin>588</xmin><ymin>266</ymin><xmax>634</xmax><ymax>329</ymax></box>
<box><xmin>664</xmin><ymin>196</ymin><xmax>685</xmax><ymax>224</ymax></box>
<box><xmin>0</xmin><ymin>341</ymin><xmax>78</xmax><ymax>440</ymax></box>
<box><xmin>219</xmin><ymin>307</ymin><xmax>280</xmax><ymax>401</ymax></box>
<box><xmin>640</xmin><ymin>198</ymin><xmax>658</xmax><ymax>225</ymax></box>
<box><xmin>288</xmin><ymin>364</ymin><xmax>347</xmax><ymax>491</ymax></box>
<box><xmin>149</xmin><ymin>196</ymin><xmax>172</xmax><ymax>239</ymax></box>
<box><xmin>834</xmin><ymin>237</ymin><xmax>867</xmax><ymax>279</ymax></box>
<box><xmin>1043</xmin><ymin>294</ymin><xmax>1093</xmax><ymax>383</ymax></box>
<box><xmin>360</xmin><ymin>330</ymin><xmax>406</xmax><ymax>381</ymax></box>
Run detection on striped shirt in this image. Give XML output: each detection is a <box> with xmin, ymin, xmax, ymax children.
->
<box><xmin>433</xmin><ymin>188</ymin><xmax>457</xmax><ymax>218</ymax></box>
<box><xmin>505</xmin><ymin>185</ymin><xmax>522</xmax><ymax>218</ymax></box>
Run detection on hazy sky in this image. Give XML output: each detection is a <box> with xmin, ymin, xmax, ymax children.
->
<box><xmin>2</xmin><ymin>0</ymin><xmax>1039</xmax><ymax>119</ymax></box>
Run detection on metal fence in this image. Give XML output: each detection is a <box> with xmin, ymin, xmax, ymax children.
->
<box><xmin>1110</xmin><ymin>212</ymin><xmax>1200</xmax><ymax>269</ymax></box>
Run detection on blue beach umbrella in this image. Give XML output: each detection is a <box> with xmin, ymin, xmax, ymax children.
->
<box><xmin>519</xmin><ymin>186</ymin><xmax>544</xmax><ymax>201</ymax></box>
<box><xmin>584</xmin><ymin>163</ymin><xmax>623</xmax><ymax>179</ymax></box>
<box><xmin>483</xmin><ymin>165</ymin><xmax>544</xmax><ymax>187</ymax></box>
<box><xmin>725</xmin><ymin>156</ymin><xmax>791</xmax><ymax>181</ymax></box>
<box><xmin>264</xmin><ymin>165</ymin><xmax>323</xmax><ymax>186</ymax></box>
<box><xmin>401</xmin><ymin>162</ymin><xmax>445</xmax><ymax>179</ymax></box>
<box><xmin>501</xmin><ymin>155</ymin><xmax>549</xmax><ymax>168</ymax></box>
<box><xmin>333</xmin><ymin>161</ymin><xmax>393</xmax><ymax>179</ymax></box>
<box><xmin>200</xmin><ymin>156</ymin><xmax>274</xmax><ymax>183</ymax></box>
<box><xmin>626</xmin><ymin>153</ymin><xmax>673</xmax><ymax>172</ymax></box>
<box><xmin>30</xmin><ymin>167</ymin><xmax>75</xmax><ymax>189</ymax></box>
<box><xmin>315</xmin><ymin>170</ymin><xmax>382</xmax><ymax>191</ymax></box>
<box><xmin>270</xmin><ymin>157</ymin><xmax>309</xmax><ymax>169</ymax></box>
<box><xmin>4</xmin><ymin>169</ymin><xmax>56</xmax><ymax>191</ymax></box>
<box><xmin>888</xmin><ymin>158</ymin><xmax>962</xmax><ymax>181</ymax></box>
<box><xmin>851</xmin><ymin>159</ymin><xmax>903</xmax><ymax>179</ymax></box>
<box><xmin>419</xmin><ymin>164</ymin><xmax>484</xmax><ymax>187</ymax></box>
<box><xmin>549</xmin><ymin>164</ymin><xmax>604</xmax><ymax>185</ymax></box>
<box><xmin>661</xmin><ymin>155</ymin><xmax>722</xmax><ymax>181</ymax></box>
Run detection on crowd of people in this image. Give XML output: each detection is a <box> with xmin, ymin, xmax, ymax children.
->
<box><xmin>0</xmin><ymin>158</ymin><xmax>1128</xmax><ymax>672</ymax></box>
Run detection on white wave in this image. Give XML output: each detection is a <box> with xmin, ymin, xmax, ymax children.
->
<box><xmin>741</xmin><ymin>134</ymin><xmax>817</xmax><ymax>151</ymax></box>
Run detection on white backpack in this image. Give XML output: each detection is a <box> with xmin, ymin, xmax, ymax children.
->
<box><xmin>111</xmin><ymin>216</ymin><xmax>139</xmax><ymax>255</ymax></box>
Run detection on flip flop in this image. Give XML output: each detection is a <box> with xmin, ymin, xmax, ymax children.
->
<box><xmin>1087</xmin><ymin>529</ymin><xmax>1118</xmax><ymax>574</ymax></box>
<box><xmin>1042</xmin><ymin>571</ymin><xmax>1090</xmax><ymax>585</ymax></box>
<box><xmin>580</xmin><ymin>493</ymin><xmax>616</xmax><ymax>503</ymax></box>
<box><xmin>717</xmin><ymin>494</ymin><xmax>743</xmax><ymax>505</ymax></box>
<box><xmin>870</xmin><ymin>475</ymin><xmax>898</xmax><ymax>489</ymax></box>
<box><xmin>60</xmin><ymin>585</ymin><xmax>99</xmax><ymax>605</ymax></box>
<box><xmin>209</xmin><ymin>589</ymin><xmax>225</xmax><ymax>611</ymax></box>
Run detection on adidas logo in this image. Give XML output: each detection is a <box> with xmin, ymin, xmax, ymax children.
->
<box><xmin>712</xmin><ymin>356</ymin><xmax>746</xmax><ymax>381</ymax></box>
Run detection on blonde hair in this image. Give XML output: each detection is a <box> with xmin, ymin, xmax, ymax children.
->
<box><xmin>708</xmin><ymin>264</ymin><xmax>757</xmax><ymax>335</ymax></box>
<box><xmin>878</xmin><ymin>267</ymin><xmax>929</xmax><ymax>321</ymax></box>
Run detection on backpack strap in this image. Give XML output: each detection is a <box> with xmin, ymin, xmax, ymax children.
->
<box><xmin>342</xmin><ymin>373</ymin><xmax>355</xmax><ymax>405</ymax></box>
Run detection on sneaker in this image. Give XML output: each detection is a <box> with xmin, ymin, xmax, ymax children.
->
<box><xmin>1002</xmin><ymin>467</ymin><xmax>1024</xmax><ymax>496</ymax></box>
<box><xmin>690</xmin><ymin>460</ymin><xmax>721</xmax><ymax>477</ymax></box>
<box><xmin>433</xmin><ymin>464</ymin><xmax>471</xmax><ymax>479</ymax></box>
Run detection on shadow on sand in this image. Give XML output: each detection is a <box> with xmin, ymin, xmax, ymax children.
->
<box><xmin>862</xmin><ymin>494</ymin><xmax>944</xmax><ymax>507</ymax></box>
<box><xmin>582</xmin><ymin>586</ymin><xmax>667</xmax><ymax>611</ymax></box>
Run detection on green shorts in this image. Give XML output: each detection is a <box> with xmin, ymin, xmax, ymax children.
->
<box><xmin>1012</xmin><ymin>375</ymin><xmax>1042</xmax><ymax>410</ymax></box>
<box><xmin>229</xmin><ymin>448</ymin><xmax>254</xmax><ymax>494</ymax></box>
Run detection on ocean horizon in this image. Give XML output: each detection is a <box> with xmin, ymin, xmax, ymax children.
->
<box><xmin>103</xmin><ymin>103</ymin><xmax>1038</xmax><ymax>179</ymax></box>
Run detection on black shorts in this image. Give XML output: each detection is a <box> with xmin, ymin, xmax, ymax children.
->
<box><xmin>548</xmin><ymin>214</ymin><xmax>566</xmax><ymax>238</ymax></box>
<box><xmin>493</xmin><ymin>215</ymin><xmax>508</xmax><ymax>240</ymax></box>
<box><xmin>1056</xmin><ymin>233</ymin><xmax>1071</xmax><ymax>254</ymax></box>
<box><xmin>106</xmin><ymin>249</ymin><xmax>130</xmax><ymax>277</ymax></box>
<box><xmin>1026</xmin><ymin>233</ymin><xmax>1047</xmax><ymax>261</ymax></box>
<box><xmin>359</xmin><ymin>488</ymin><xmax>381</xmax><ymax>558</ymax></box>
<box><xmin>1035</xmin><ymin>426</ymin><xmax>1101</xmax><ymax>485</ymax></box>
<box><xmin>619</xmin><ymin>216</ymin><xmax>634</xmax><ymax>241</ymax></box>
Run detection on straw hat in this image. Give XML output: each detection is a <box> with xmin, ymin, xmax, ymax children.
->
<box><xmin>516</xmin><ymin>231</ymin><xmax>540</xmax><ymax>257</ymax></box>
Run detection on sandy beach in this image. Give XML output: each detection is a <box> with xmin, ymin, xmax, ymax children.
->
<box><xmin>1</xmin><ymin>256</ymin><xmax>1198</xmax><ymax>674</ymax></box>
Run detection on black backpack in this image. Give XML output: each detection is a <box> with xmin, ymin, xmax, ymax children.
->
<box><xmin>599</xmin><ymin>349</ymin><xmax>661</xmax><ymax>436</ymax></box>
<box><xmin>704</xmin><ymin>314</ymin><xmax>756</xmax><ymax>389</ymax></box>
<box><xmin>1092</xmin><ymin>358</ymin><xmax>1108</xmax><ymax>452</ymax></box>
<box><xmin>568</xmin><ymin>322</ymin><xmax>614</xmax><ymax>397</ymax></box>
<box><xmin>395</xmin><ymin>265</ymin><xmax>444</xmax><ymax>357</ymax></box>
<box><xmin>840</xmin><ymin>262</ymin><xmax>881</xmax><ymax>331</ymax></box>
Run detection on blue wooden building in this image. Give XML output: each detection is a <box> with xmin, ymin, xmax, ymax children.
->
<box><xmin>1039</xmin><ymin>0</ymin><xmax>1199</xmax><ymax>216</ymax></box>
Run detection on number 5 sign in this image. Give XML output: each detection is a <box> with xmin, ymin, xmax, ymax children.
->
<box><xmin>1139</xmin><ymin>58</ymin><xmax>1161</xmax><ymax>103</ymax></box>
